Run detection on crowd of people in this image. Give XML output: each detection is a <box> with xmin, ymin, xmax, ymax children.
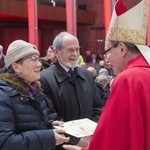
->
<box><xmin>0</xmin><ymin>31</ymin><xmax>112</xmax><ymax>150</ymax></box>
<box><xmin>0</xmin><ymin>0</ymin><xmax>150</xmax><ymax>149</ymax></box>
<box><xmin>0</xmin><ymin>32</ymin><xmax>107</xmax><ymax>150</ymax></box>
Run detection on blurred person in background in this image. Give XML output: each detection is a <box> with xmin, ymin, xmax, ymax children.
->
<box><xmin>77</xmin><ymin>54</ymin><xmax>84</xmax><ymax>65</ymax></box>
<box><xmin>87</xmin><ymin>66</ymin><xmax>97</xmax><ymax>79</ymax></box>
<box><xmin>41</xmin><ymin>45</ymin><xmax>56</xmax><ymax>70</ymax></box>
<box><xmin>0</xmin><ymin>45</ymin><xmax>5</xmax><ymax>69</ymax></box>
<box><xmin>0</xmin><ymin>45</ymin><xmax>6</xmax><ymax>73</ymax></box>
<box><xmin>95</xmin><ymin>60</ymin><xmax>105</xmax><ymax>74</ymax></box>
<box><xmin>95</xmin><ymin>74</ymin><xmax>109</xmax><ymax>105</ymax></box>
<box><xmin>79</xmin><ymin>61</ymin><xmax>86</xmax><ymax>68</ymax></box>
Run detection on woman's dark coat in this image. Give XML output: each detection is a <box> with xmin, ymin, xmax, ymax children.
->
<box><xmin>0</xmin><ymin>73</ymin><xmax>55</xmax><ymax>150</ymax></box>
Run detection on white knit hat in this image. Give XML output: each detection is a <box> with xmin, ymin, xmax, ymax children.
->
<box><xmin>5</xmin><ymin>40</ymin><xmax>40</xmax><ymax>69</ymax></box>
<box><xmin>106</xmin><ymin>0</ymin><xmax>150</xmax><ymax>65</ymax></box>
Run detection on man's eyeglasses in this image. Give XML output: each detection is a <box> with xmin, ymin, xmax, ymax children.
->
<box><xmin>102</xmin><ymin>43</ymin><xmax>119</xmax><ymax>56</ymax></box>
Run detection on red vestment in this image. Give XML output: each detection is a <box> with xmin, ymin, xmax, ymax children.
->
<box><xmin>82</xmin><ymin>55</ymin><xmax>150</xmax><ymax>150</ymax></box>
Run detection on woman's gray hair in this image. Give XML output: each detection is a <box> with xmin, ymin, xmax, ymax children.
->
<box><xmin>52</xmin><ymin>31</ymin><xmax>79</xmax><ymax>50</ymax></box>
<box><xmin>7</xmin><ymin>66</ymin><xmax>15</xmax><ymax>73</ymax></box>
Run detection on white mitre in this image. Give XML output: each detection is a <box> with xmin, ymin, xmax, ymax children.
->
<box><xmin>106</xmin><ymin>0</ymin><xmax>150</xmax><ymax>65</ymax></box>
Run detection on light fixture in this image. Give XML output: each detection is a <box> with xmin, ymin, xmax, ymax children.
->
<box><xmin>51</xmin><ymin>0</ymin><xmax>56</xmax><ymax>7</ymax></box>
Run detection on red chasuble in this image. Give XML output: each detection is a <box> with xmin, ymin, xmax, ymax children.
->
<box><xmin>82</xmin><ymin>55</ymin><xmax>150</xmax><ymax>150</ymax></box>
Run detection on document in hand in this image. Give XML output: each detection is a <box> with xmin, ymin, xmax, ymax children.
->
<box><xmin>54</xmin><ymin>118</ymin><xmax>97</xmax><ymax>138</ymax></box>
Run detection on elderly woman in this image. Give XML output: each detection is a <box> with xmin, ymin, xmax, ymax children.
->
<box><xmin>0</xmin><ymin>40</ymin><xmax>69</xmax><ymax>150</ymax></box>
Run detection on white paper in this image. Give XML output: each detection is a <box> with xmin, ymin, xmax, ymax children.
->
<box><xmin>54</xmin><ymin>118</ymin><xmax>97</xmax><ymax>138</ymax></box>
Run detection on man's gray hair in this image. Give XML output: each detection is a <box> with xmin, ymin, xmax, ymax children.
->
<box><xmin>52</xmin><ymin>31</ymin><xmax>79</xmax><ymax>50</ymax></box>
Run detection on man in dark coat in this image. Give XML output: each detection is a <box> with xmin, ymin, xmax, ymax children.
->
<box><xmin>40</xmin><ymin>31</ymin><xmax>104</xmax><ymax>149</ymax></box>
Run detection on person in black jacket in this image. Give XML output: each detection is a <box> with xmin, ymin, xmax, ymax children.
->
<box><xmin>0</xmin><ymin>45</ymin><xmax>6</xmax><ymax>73</ymax></box>
<box><xmin>0</xmin><ymin>40</ymin><xmax>69</xmax><ymax>150</ymax></box>
<box><xmin>0</xmin><ymin>45</ymin><xmax>5</xmax><ymax>68</ymax></box>
<box><xmin>40</xmin><ymin>31</ymin><xmax>104</xmax><ymax>149</ymax></box>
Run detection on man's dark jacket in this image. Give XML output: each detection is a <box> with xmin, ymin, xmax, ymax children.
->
<box><xmin>40</xmin><ymin>61</ymin><xmax>103</xmax><ymax>122</ymax></box>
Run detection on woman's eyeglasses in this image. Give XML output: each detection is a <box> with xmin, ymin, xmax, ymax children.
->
<box><xmin>27</xmin><ymin>56</ymin><xmax>41</xmax><ymax>62</ymax></box>
<box><xmin>17</xmin><ymin>56</ymin><xmax>41</xmax><ymax>63</ymax></box>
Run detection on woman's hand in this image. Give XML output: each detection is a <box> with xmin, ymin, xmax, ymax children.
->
<box><xmin>53</xmin><ymin>128</ymin><xmax>70</xmax><ymax>146</ymax></box>
<box><xmin>52</xmin><ymin>120</ymin><xmax>64</xmax><ymax>127</ymax></box>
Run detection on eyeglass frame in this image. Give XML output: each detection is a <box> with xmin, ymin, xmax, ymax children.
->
<box><xmin>102</xmin><ymin>42</ymin><xmax>119</xmax><ymax>56</ymax></box>
<box><xmin>16</xmin><ymin>55</ymin><xmax>41</xmax><ymax>64</ymax></box>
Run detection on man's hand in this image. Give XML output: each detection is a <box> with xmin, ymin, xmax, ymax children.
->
<box><xmin>52</xmin><ymin>120</ymin><xmax>64</xmax><ymax>127</ymax></box>
<box><xmin>62</xmin><ymin>136</ymin><xmax>91</xmax><ymax>150</ymax></box>
<box><xmin>77</xmin><ymin>136</ymin><xmax>91</xmax><ymax>147</ymax></box>
<box><xmin>53</xmin><ymin>129</ymin><xmax>70</xmax><ymax>146</ymax></box>
<box><xmin>63</xmin><ymin>144</ymin><xmax>82</xmax><ymax>150</ymax></box>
